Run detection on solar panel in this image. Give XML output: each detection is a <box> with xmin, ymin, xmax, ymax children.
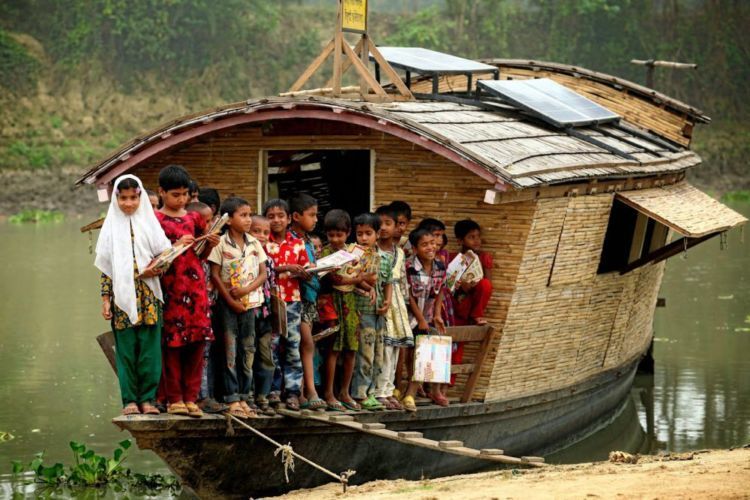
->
<box><xmin>372</xmin><ymin>47</ymin><xmax>497</xmax><ymax>74</ymax></box>
<box><xmin>478</xmin><ymin>78</ymin><xmax>620</xmax><ymax>128</ymax></box>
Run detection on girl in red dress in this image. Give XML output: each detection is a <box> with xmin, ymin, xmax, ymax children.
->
<box><xmin>156</xmin><ymin>165</ymin><xmax>219</xmax><ymax>417</ymax></box>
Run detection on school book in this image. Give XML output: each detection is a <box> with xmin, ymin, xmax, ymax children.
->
<box><xmin>445</xmin><ymin>249</ymin><xmax>484</xmax><ymax>292</ymax></box>
<box><xmin>193</xmin><ymin>213</ymin><xmax>229</xmax><ymax>255</ymax></box>
<box><xmin>412</xmin><ymin>334</ymin><xmax>452</xmax><ymax>384</ymax></box>
<box><xmin>270</xmin><ymin>290</ymin><xmax>288</xmax><ymax>337</ymax></box>
<box><xmin>332</xmin><ymin>244</ymin><xmax>367</xmax><ymax>292</ymax></box>
<box><xmin>138</xmin><ymin>243</ymin><xmax>192</xmax><ymax>278</ymax></box>
<box><xmin>307</xmin><ymin>248</ymin><xmax>357</xmax><ymax>275</ymax></box>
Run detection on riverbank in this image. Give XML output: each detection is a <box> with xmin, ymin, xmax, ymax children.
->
<box><xmin>276</xmin><ymin>448</ymin><xmax>750</xmax><ymax>499</ymax></box>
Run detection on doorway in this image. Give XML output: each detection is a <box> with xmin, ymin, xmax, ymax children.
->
<box><xmin>262</xmin><ymin>149</ymin><xmax>373</xmax><ymax>233</ymax></box>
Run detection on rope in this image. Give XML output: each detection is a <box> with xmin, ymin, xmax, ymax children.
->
<box><xmin>225</xmin><ymin>413</ymin><xmax>355</xmax><ymax>489</ymax></box>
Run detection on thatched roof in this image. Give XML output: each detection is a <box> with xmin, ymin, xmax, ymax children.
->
<box><xmin>76</xmin><ymin>96</ymin><xmax>700</xmax><ymax>190</ymax></box>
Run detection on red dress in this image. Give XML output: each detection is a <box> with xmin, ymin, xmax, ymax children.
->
<box><xmin>156</xmin><ymin>211</ymin><xmax>214</xmax><ymax>348</ymax></box>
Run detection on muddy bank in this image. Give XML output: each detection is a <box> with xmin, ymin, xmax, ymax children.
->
<box><xmin>276</xmin><ymin>448</ymin><xmax>750</xmax><ymax>499</ymax></box>
<box><xmin>0</xmin><ymin>167</ymin><xmax>99</xmax><ymax>217</ymax></box>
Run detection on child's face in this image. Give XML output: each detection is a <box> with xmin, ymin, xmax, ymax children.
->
<box><xmin>326</xmin><ymin>229</ymin><xmax>349</xmax><ymax>249</ymax></box>
<box><xmin>293</xmin><ymin>205</ymin><xmax>318</xmax><ymax>233</ymax></box>
<box><xmin>229</xmin><ymin>204</ymin><xmax>253</xmax><ymax>233</ymax></box>
<box><xmin>159</xmin><ymin>187</ymin><xmax>189</xmax><ymax>211</ymax></box>
<box><xmin>117</xmin><ymin>188</ymin><xmax>140</xmax><ymax>216</ymax></box>
<box><xmin>310</xmin><ymin>237</ymin><xmax>323</xmax><ymax>258</ymax></box>
<box><xmin>148</xmin><ymin>194</ymin><xmax>159</xmax><ymax>210</ymax></box>
<box><xmin>395</xmin><ymin>214</ymin><xmax>410</xmax><ymax>238</ymax></box>
<box><xmin>460</xmin><ymin>229</ymin><xmax>482</xmax><ymax>252</ymax></box>
<box><xmin>414</xmin><ymin>234</ymin><xmax>436</xmax><ymax>262</ymax></box>
<box><xmin>250</xmin><ymin>219</ymin><xmax>271</xmax><ymax>244</ymax></box>
<box><xmin>198</xmin><ymin>207</ymin><xmax>213</xmax><ymax>226</ymax></box>
<box><xmin>265</xmin><ymin>206</ymin><xmax>290</xmax><ymax>235</ymax></box>
<box><xmin>432</xmin><ymin>229</ymin><xmax>446</xmax><ymax>250</ymax></box>
<box><xmin>378</xmin><ymin>215</ymin><xmax>396</xmax><ymax>242</ymax></box>
<box><xmin>355</xmin><ymin>224</ymin><xmax>378</xmax><ymax>248</ymax></box>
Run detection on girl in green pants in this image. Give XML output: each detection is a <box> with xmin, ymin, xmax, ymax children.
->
<box><xmin>95</xmin><ymin>174</ymin><xmax>179</xmax><ymax>415</ymax></box>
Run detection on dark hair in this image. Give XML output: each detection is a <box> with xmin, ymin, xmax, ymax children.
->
<box><xmin>455</xmin><ymin>219</ymin><xmax>481</xmax><ymax>239</ymax></box>
<box><xmin>220</xmin><ymin>196</ymin><xmax>251</xmax><ymax>218</ymax></box>
<box><xmin>146</xmin><ymin>189</ymin><xmax>157</xmax><ymax>198</ymax></box>
<box><xmin>262</xmin><ymin>198</ymin><xmax>290</xmax><ymax>216</ymax></box>
<box><xmin>375</xmin><ymin>204</ymin><xmax>398</xmax><ymax>221</ymax></box>
<box><xmin>353</xmin><ymin>212</ymin><xmax>381</xmax><ymax>232</ymax></box>
<box><xmin>188</xmin><ymin>179</ymin><xmax>199</xmax><ymax>196</ymax></box>
<box><xmin>198</xmin><ymin>187</ymin><xmax>221</xmax><ymax>212</ymax></box>
<box><xmin>323</xmin><ymin>209</ymin><xmax>351</xmax><ymax>232</ymax></box>
<box><xmin>408</xmin><ymin>227</ymin><xmax>433</xmax><ymax>247</ymax></box>
<box><xmin>390</xmin><ymin>200</ymin><xmax>412</xmax><ymax>220</ymax></box>
<box><xmin>115</xmin><ymin>177</ymin><xmax>140</xmax><ymax>194</ymax></box>
<box><xmin>289</xmin><ymin>193</ymin><xmax>317</xmax><ymax>215</ymax></box>
<box><xmin>417</xmin><ymin>217</ymin><xmax>446</xmax><ymax>232</ymax></box>
<box><xmin>251</xmin><ymin>214</ymin><xmax>269</xmax><ymax>225</ymax></box>
<box><xmin>186</xmin><ymin>201</ymin><xmax>210</xmax><ymax>213</ymax></box>
<box><xmin>158</xmin><ymin>164</ymin><xmax>192</xmax><ymax>191</ymax></box>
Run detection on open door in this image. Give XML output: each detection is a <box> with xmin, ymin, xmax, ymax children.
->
<box><xmin>262</xmin><ymin>149</ymin><xmax>372</xmax><ymax>234</ymax></box>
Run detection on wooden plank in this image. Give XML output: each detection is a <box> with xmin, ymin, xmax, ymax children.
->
<box><xmin>359</xmin><ymin>35</ymin><xmax>369</xmax><ymax>96</ymax></box>
<box><xmin>447</xmin><ymin>325</ymin><xmax>492</xmax><ymax>343</ymax></box>
<box><xmin>324</xmin><ymin>37</ymin><xmax>364</xmax><ymax>89</ymax></box>
<box><xmin>342</xmin><ymin>39</ymin><xmax>386</xmax><ymax>97</ymax></box>
<box><xmin>451</xmin><ymin>363</ymin><xmax>476</xmax><ymax>375</ymax></box>
<box><xmin>438</xmin><ymin>440</ymin><xmax>464</xmax><ymax>448</ymax></box>
<box><xmin>368</xmin><ymin>43</ymin><xmax>414</xmax><ymax>98</ymax></box>
<box><xmin>332</xmin><ymin>21</ymin><xmax>343</xmax><ymax>95</ymax></box>
<box><xmin>628</xmin><ymin>212</ymin><xmax>649</xmax><ymax>263</ymax></box>
<box><xmin>330</xmin><ymin>415</ymin><xmax>355</xmax><ymax>422</ymax></box>
<box><xmin>80</xmin><ymin>217</ymin><xmax>104</xmax><ymax>233</ymax></box>
<box><xmin>480</xmin><ymin>448</ymin><xmax>505</xmax><ymax>456</ymax></box>
<box><xmin>461</xmin><ymin>326</ymin><xmax>496</xmax><ymax>403</ymax></box>
<box><xmin>522</xmin><ymin>456</ymin><xmax>546</xmax><ymax>463</ymax></box>
<box><xmin>397</xmin><ymin>431</ymin><xmax>423</xmax><ymax>439</ymax></box>
<box><xmin>96</xmin><ymin>331</ymin><xmax>117</xmax><ymax>374</ymax></box>
<box><xmin>362</xmin><ymin>423</ymin><xmax>386</xmax><ymax>430</ymax></box>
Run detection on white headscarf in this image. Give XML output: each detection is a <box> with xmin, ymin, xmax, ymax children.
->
<box><xmin>95</xmin><ymin>174</ymin><xmax>172</xmax><ymax>325</ymax></box>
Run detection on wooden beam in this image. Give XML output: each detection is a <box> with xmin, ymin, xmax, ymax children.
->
<box><xmin>288</xmin><ymin>39</ymin><xmax>335</xmax><ymax>92</ymax></box>
<box><xmin>332</xmin><ymin>4</ymin><xmax>343</xmax><ymax>95</ymax></box>
<box><xmin>341</xmin><ymin>39</ymin><xmax>386</xmax><ymax>97</ymax></box>
<box><xmin>461</xmin><ymin>326</ymin><xmax>496</xmax><ymax>403</ymax></box>
<box><xmin>359</xmin><ymin>35</ymin><xmax>370</xmax><ymax>96</ymax></box>
<box><xmin>324</xmin><ymin>37</ymin><xmax>364</xmax><ymax>88</ymax></box>
<box><xmin>447</xmin><ymin>325</ymin><xmax>493</xmax><ymax>343</ymax></box>
<box><xmin>96</xmin><ymin>331</ymin><xmax>117</xmax><ymax>374</ymax></box>
<box><xmin>620</xmin><ymin>232</ymin><xmax>718</xmax><ymax>275</ymax></box>
<box><xmin>451</xmin><ymin>363</ymin><xmax>476</xmax><ymax>375</ymax></box>
<box><xmin>630</xmin><ymin>59</ymin><xmax>698</xmax><ymax>70</ymax></box>
<box><xmin>628</xmin><ymin>212</ymin><xmax>649</xmax><ymax>263</ymax></box>
<box><xmin>369</xmin><ymin>42</ymin><xmax>414</xmax><ymax>98</ymax></box>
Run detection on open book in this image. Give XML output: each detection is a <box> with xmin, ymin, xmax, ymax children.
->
<box><xmin>445</xmin><ymin>250</ymin><xmax>484</xmax><ymax>292</ymax></box>
<box><xmin>307</xmin><ymin>248</ymin><xmax>358</xmax><ymax>275</ymax></box>
<box><xmin>193</xmin><ymin>213</ymin><xmax>229</xmax><ymax>255</ymax></box>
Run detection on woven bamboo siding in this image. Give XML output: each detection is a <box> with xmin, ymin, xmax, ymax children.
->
<box><xmin>408</xmin><ymin>70</ymin><xmax>694</xmax><ymax>146</ymax></box>
<box><xmin>485</xmin><ymin>194</ymin><xmax>664</xmax><ymax>402</ymax></box>
<box><xmin>126</xmin><ymin>121</ymin><xmax>535</xmax><ymax>401</ymax></box>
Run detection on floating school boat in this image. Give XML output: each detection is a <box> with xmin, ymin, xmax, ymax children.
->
<box><xmin>77</xmin><ymin>12</ymin><xmax>746</xmax><ymax>498</ymax></box>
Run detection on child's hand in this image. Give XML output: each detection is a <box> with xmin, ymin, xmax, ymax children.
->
<box><xmin>417</xmin><ymin>319</ymin><xmax>429</xmax><ymax>332</ymax></box>
<box><xmin>433</xmin><ymin>316</ymin><xmax>446</xmax><ymax>335</ymax></box>
<box><xmin>459</xmin><ymin>280</ymin><xmax>475</xmax><ymax>293</ymax></box>
<box><xmin>101</xmin><ymin>299</ymin><xmax>113</xmax><ymax>320</ymax></box>
<box><xmin>376</xmin><ymin>299</ymin><xmax>390</xmax><ymax>315</ymax></box>
<box><xmin>205</xmin><ymin>233</ymin><xmax>220</xmax><ymax>248</ymax></box>
<box><xmin>140</xmin><ymin>266</ymin><xmax>163</xmax><ymax>279</ymax></box>
<box><xmin>229</xmin><ymin>286</ymin><xmax>248</xmax><ymax>299</ymax></box>
<box><xmin>368</xmin><ymin>288</ymin><xmax>376</xmax><ymax>305</ymax></box>
<box><xmin>229</xmin><ymin>299</ymin><xmax>246</xmax><ymax>314</ymax></box>
<box><xmin>177</xmin><ymin>234</ymin><xmax>195</xmax><ymax>246</ymax></box>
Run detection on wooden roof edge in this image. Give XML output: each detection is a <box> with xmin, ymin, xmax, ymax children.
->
<box><xmin>74</xmin><ymin>96</ymin><xmax>519</xmax><ymax>189</ymax></box>
<box><xmin>481</xmin><ymin>58</ymin><xmax>711</xmax><ymax>123</ymax></box>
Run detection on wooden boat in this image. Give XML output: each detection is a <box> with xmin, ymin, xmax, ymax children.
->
<box><xmin>77</xmin><ymin>13</ymin><xmax>747</xmax><ymax>496</ymax></box>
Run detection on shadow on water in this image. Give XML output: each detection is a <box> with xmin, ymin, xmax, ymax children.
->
<box><xmin>0</xmin><ymin>202</ymin><xmax>747</xmax><ymax>493</ymax></box>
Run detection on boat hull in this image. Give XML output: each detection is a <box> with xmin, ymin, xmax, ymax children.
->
<box><xmin>114</xmin><ymin>356</ymin><xmax>641</xmax><ymax>498</ymax></box>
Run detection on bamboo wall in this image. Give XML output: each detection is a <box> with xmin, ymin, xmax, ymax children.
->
<box><xmin>130</xmin><ymin>120</ymin><xmax>663</xmax><ymax>403</ymax></box>
<box><xmin>484</xmin><ymin>194</ymin><xmax>665</xmax><ymax>401</ymax></box>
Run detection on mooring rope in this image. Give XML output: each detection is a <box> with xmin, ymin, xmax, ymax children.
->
<box><xmin>225</xmin><ymin>413</ymin><xmax>356</xmax><ymax>490</ymax></box>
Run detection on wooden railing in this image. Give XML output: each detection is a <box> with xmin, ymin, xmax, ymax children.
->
<box><xmin>447</xmin><ymin>325</ymin><xmax>496</xmax><ymax>403</ymax></box>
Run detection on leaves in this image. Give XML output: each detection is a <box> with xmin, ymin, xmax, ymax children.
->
<box><xmin>0</xmin><ymin>431</ymin><xmax>14</xmax><ymax>442</ymax></box>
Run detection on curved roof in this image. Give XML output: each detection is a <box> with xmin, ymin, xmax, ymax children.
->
<box><xmin>76</xmin><ymin>96</ymin><xmax>701</xmax><ymax>190</ymax></box>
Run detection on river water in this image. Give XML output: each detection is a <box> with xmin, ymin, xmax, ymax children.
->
<box><xmin>0</xmin><ymin>204</ymin><xmax>748</xmax><ymax>491</ymax></box>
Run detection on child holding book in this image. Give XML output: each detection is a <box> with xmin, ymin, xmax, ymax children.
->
<box><xmin>319</xmin><ymin>209</ymin><xmax>364</xmax><ymax>411</ymax></box>
<box><xmin>351</xmin><ymin>213</ymin><xmax>393</xmax><ymax>410</ymax></box>
<box><xmin>451</xmin><ymin>219</ymin><xmax>493</xmax><ymax>326</ymax></box>
<box><xmin>402</xmin><ymin>227</ymin><xmax>448</xmax><ymax>412</ymax></box>
<box><xmin>156</xmin><ymin>165</ymin><xmax>219</xmax><ymax>417</ymax></box>
<box><xmin>374</xmin><ymin>205</ymin><xmax>411</xmax><ymax>410</ymax></box>
<box><xmin>209</xmin><ymin>197</ymin><xmax>267</xmax><ymax>419</ymax></box>
<box><xmin>288</xmin><ymin>193</ymin><xmax>325</xmax><ymax>410</ymax></box>
<box><xmin>263</xmin><ymin>198</ymin><xmax>310</xmax><ymax>411</ymax></box>
<box><xmin>249</xmin><ymin>215</ymin><xmax>277</xmax><ymax>415</ymax></box>
<box><xmin>96</xmin><ymin>175</ymin><xmax>175</xmax><ymax>415</ymax></box>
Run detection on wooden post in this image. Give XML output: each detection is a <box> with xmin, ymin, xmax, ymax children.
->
<box><xmin>332</xmin><ymin>2</ymin><xmax>343</xmax><ymax>95</ymax></box>
<box><xmin>630</xmin><ymin>59</ymin><xmax>697</xmax><ymax>90</ymax></box>
<box><xmin>359</xmin><ymin>34</ymin><xmax>370</xmax><ymax>96</ymax></box>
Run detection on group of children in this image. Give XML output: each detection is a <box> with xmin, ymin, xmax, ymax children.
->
<box><xmin>96</xmin><ymin>164</ymin><xmax>493</xmax><ymax>418</ymax></box>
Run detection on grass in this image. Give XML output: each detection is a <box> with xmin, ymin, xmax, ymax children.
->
<box><xmin>721</xmin><ymin>190</ymin><xmax>750</xmax><ymax>203</ymax></box>
<box><xmin>9</xmin><ymin>209</ymin><xmax>65</xmax><ymax>223</ymax></box>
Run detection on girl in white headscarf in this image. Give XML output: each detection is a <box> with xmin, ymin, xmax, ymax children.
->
<box><xmin>95</xmin><ymin>174</ymin><xmax>184</xmax><ymax>415</ymax></box>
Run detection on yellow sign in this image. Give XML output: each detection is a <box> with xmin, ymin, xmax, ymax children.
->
<box><xmin>342</xmin><ymin>0</ymin><xmax>367</xmax><ymax>33</ymax></box>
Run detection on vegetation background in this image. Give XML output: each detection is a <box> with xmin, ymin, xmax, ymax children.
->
<box><xmin>0</xmin><ymin>0</ymin><xmax>747</xmax><ymax>214</ymax></box>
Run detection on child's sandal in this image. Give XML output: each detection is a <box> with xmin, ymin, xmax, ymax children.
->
<box><xmin>167</xmin><ymin>402</ymin><xmax>189</xmax><ymax>416</ymax></box>
<box><xmin>140</xmin><ymin>402</ymin><xmax>160</xmax><ymax>415</ymax></box>
<box><xmin>185</xmin><ymin>402</ymin><xmax>204</xmax><ymax>418</ymax></box>
<box><xmin>239</xmin><ymin>401</ymin><xmax>258</xmax><ymax>418</ymax></box>
<box><xmin>122</xmin><ymin>403</ymin><xmax>140</xmax><ymax>416</ymax></box>
<box><xmin>401</xmin><ymin>395</ymin><xmax>417</xmax><ymax>412</ymax></box>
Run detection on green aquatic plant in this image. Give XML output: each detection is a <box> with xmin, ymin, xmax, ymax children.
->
<box><xmin>721</xmin><ymin>190</ymin><xmax>750</xmax><ymax>203</ymax></box>
<box><xmin>0</xmin><ymin>431</ymin><xmax>14</xmax><ymax>442</ymax></box>
<box><xmin>8</xmin><ymin>209</ymin><xmax>65</xmax><ymax>224</ymax></box>
<box><xmin>10</xmin><ymin>439</ymin><xmax>180</xmax><ymax>494</ymax></box>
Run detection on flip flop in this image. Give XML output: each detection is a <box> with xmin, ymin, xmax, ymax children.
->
<box><xmin>285</xmin><ymin>395</ymin><xmax>300</xmax><ymax>411</ymax></box>
<box><xmin>226</xmin><ymin>402</ymin><xmax>248</xmax><ymax>419</ymax></box>
<box><xmin>122</xmin><ymin>403</ymin><xmax>140</xmax><ymax>416</ymax></box>
<box><xmin>340</xmin><ymin>399</ymin><xmax>361</xmax><ymax>411</ymax></box>
<box><xmin>305</xmin><ymin>398</ymin><xmax>327</xmax><ymax>411</ymax></box>
<box><xmin>185</xmin><ymin>402</ymin><xmax>204</xmax><ymax>418</ymax></box>
<box><xmin>377</xmin><ymin>397</ymin><xmax>395</xmax><ymax>410</ymax></box>
<box><xmin>361</xmin><ymin>396</ymin><xmax>385</xmax><ymax>411</ymax></box>
<box><xmin>167</xmin><ymin>402</ymin><xmax>189</xmax><ymax>416</ymax></box>
<box><xmin>140</xmin><ymin>402</ymin><xmax>160</xmax><ymax>415</ymax></box>
<box><xmin>387</xmin><ymin>396</ymin><xmax>404</xmax><ymax>411</ymax></box>
<box><xmin>402</xmin><ymin>395</ymin><xmax>417</xmax><ymax>412</ymax></box>
<box><xmin>239</xmin><ymin>401</ymin><xmax>258</xmax><ymax>419</ymax></box>
<box><xmin>326</xmin><ymin>400</ymin><xmax>346</xmax><ymax>412</ymax></box>
<box><xmin>430</xmin><ymin>393</ymin><xmax>450</xmax><ymax>407</ymax></box>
